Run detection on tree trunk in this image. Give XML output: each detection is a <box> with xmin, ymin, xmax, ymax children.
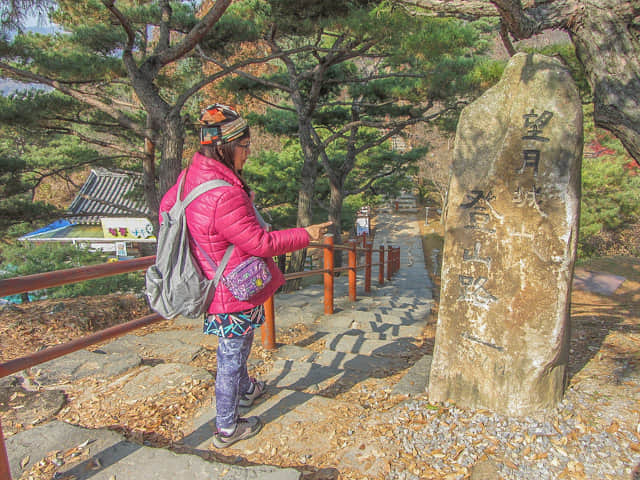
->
<box><xmin>491</xmin><ymin>0</ymin><xmax>640</xmax><ymax>166</ymax></box>
<box><xmin>143</xmin><ymin>136</ymin><xmax>160</xmax><ymax>232</ymax></box>
<box><xmin>158</xmin><ymin>111</ymin><xmax>186</xmax><ymax>198</ymax></box>
<box><xmin>328</xmin><ymin>176</ymin><xmax>345</xmax><ymax>268</ymax></box>
<box><xmin>405</xmin><ymin>0</ymin><xmax>640</xmax><ymax>166</ymax></box>
<box><xmin>284</xmin><ymin>120</ymin><xmax>318</xmax><ymax>292</ymax></box>
<box><xmin>570</xmin><ymin>1</ymin><xmax>640</xmax><ymax>166</ymax></box>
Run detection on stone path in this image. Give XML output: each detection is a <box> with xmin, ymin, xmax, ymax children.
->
<box><xmin>572</xmin><ymin>268</ymin><xmax>627</xmax><ymax>296</ymax></box>
<box><xmin>4</xmin><ymin>203</ymin><xmax>435</xmax><ymax>480</ymax></box>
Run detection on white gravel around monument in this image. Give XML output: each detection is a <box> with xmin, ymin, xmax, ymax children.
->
<box><xmin>384</xmin><ymin>394</ymin><xmax>638</xmax><ymax>480</ymax></box>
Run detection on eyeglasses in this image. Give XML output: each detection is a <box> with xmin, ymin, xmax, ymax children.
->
<box><xmin>237</xmin><ymin>141</ymin><xmax>251</xmax><ymax>149</ymax></box>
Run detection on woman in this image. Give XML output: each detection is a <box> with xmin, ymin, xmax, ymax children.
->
<box><xmin>159</xmin><ymin>103</ymin><xmax>331</xmax><ymax>449</ymax></box>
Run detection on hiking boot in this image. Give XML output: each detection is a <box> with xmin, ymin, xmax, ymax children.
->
<box><xmin>239</xmin><ymin>378</ymin><xmax>266</xmax><ymax>408</ymax></box>
<box><xmin>212</xmin><ymin>416</ymin><xmax>262</xmax><ymax>449</ymax></box>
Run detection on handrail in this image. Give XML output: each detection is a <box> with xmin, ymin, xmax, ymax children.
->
<box><xmin>0</xmin><ymin>232</ymin><xmax>401</xmax><ymax>479</ymax></box>
<box><xmin>0</xmin><ymin>256</ymin><xmax>156</xmax><ymax>297</ymax></box>
<box><xmin>0</xmin><ymin>313</ymin><xmax>163</xmax><ymax>378</ymax></box>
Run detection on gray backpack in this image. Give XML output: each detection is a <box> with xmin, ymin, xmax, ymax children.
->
<box><xmin>145</xmin><ymin>176</ymin><xmax>234</xmax><ymax>319</ymax></box>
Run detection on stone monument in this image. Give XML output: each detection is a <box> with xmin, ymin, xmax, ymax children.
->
<box><xmin>428</xmin><ymin>53</ymin><xmax>583</xmax><ymax>415</ymax></box>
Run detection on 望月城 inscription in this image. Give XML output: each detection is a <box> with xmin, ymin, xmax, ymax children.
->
<box><xmin>428</xmin><ymin>53</ymin><xmax>583</xmax><ymax>415</ymax></box>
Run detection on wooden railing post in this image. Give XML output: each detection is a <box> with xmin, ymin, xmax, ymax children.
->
<box><xmin>262</xmin><ymin>295</ymin><xmax>276</xmax><ymax>350</ymax></box>
<box><xmin>361</xmin><ymin>232</ymin><xmax>367</xmax><ymax>248</ymax></box>
<box><xmin>387</xmin><ymin>246</ymin><xmax>393</xmax><ymax>281</ymax></box>
<box><xmin>394</xmin><ymin>247</ymin><xmax>398</xmax><ymax>275</ymax></box>
<box><xmin>379</xmin><ymin>245</ymin><xmax>385</xmax><ymax>285</ymax></box>
<box><xmin>364</xmin><ymin>242</ymin><xmax>372</xmax><ymax>293</ymax></box>
<box><xmin>323</xmin><ymin>234</ymin><xmax>334</xmax><ymax>315</ymax></box>
<box><xmin>0</xmin><ymin>420</ymin><xmax>11</xmax><ymax>480</ymax></box>
<box><xmin>393</xmin><ymin>247</ymin><xmax>398</xmax><ymax>275</ymax></box>
<box><xmin>348</xmin><ymin>240</ymin><xmax>357</xmax><ymax>302</ymax></box>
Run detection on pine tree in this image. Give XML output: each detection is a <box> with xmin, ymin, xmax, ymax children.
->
<box><xmin>208</xmin><ymin>3</ymin><xmax>499</xmax><ymax>274</ymax></box>
<box><xmin>1</xmin><ymin>0</ymin><xmax>236</xmax><ymax>221</ymax></box>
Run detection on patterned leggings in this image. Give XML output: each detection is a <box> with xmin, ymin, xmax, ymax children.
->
<box><xmin>215</xmin><ymin>329</ymin><xmax>255</xmax><ymax>430</ymax></box>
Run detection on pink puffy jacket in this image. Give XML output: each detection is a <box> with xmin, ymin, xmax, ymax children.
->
<box><xmin>159</xmin><ymin>152</ymin><xmax>310</xmax><ymax>314</ymax></box>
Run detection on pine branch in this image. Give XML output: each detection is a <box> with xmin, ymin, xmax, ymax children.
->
<box><xmin>59</xmin><ymin>129</ymin><xmax>145</xmax><ymax>159</ymax></box>
<box><xmin>345</xmin><ymin>165</ymin><xmax>401</xmax><ymax>197</ymax></box>
<box><xmin>500</xmin><ymin>19</ymin><xmax>517</xmax><ymax>56</ymax></box>
<box><xmin>394</xmin><ymin>0</ymin><xmax>498</xmax><ymax>19</ymax></box>
<box><xmin>245</xmin><ymin>92</ymin><xmax>296</xmax><ymax>113</ymax></box>
<box><xmin>100</xmin><ymin>0</ymin><xmax>136</xmax><ymax>53</ymax></box>
<box><xmin>52</xmin><ymin>115</ymin><xmax>129</xmax><ymax>130</ymax></box>
<box><xmin>157</xmin><ymin>0</ymin><xmax>172</xmax><ymax>53</ymax></box>
<box><xmin>326</xmin><ymin>72</ymin><xmax>426</xmax><ymax>85</ymax></box>
<box><xmin>0</xmin><ymin>62</ymin><xmax>148</xmax><ymax>139</ymax></box>
<box><xmin>26</xmin><ymin>156</ymin><xmax>130</xmax><ymax>193</ymax></box>
<box><xmin>196</xmin><ymin>45</ymin><xmax>318</xmax><ymax>94</ymax></box>
<box><xmin>397</xmin><ymin>0</ymin><xmax>576</xmax><ymax>40</ymax></box>
<box><xmin>153</xmin><ymin>0</ymin><xmax>233</xmax><ymax>70</ymax></box>
<box><xmin>490</xmin><ymin>0</ymin><xmax>578</xmax><ymax>39</ymax></box>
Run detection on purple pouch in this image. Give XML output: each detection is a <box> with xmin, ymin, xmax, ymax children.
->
<box><xmin>222</xmin><ymin>257</ymin><xmax>272</xmax><ymax>301</ymax></box>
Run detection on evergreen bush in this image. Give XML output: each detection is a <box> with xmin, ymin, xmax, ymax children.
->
<box><xmin>0</xmin><ymin>242</ymin><xmax>144</xmax><ymax>302</ymax></box>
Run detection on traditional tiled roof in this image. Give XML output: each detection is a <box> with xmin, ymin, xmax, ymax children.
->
<box><xmin>66</xmin><ymin>168</ymin><xmax>150</xmax><ymax>224</ymax></box>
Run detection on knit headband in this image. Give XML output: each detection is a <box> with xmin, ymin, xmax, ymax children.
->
<box><xmin>199</xmin><ymin>103</ymin><xmax>249</xmax><ymax>145</ymax></box>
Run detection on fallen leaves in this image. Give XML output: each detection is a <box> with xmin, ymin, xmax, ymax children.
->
<box><xmin>0</xmin><ymin>294</ymin><xmax>155</xmax><ymax>363</ymax></box>
<box><xmin>57</xmin><ymin>375</ymin><xmax>215</xmax><ymax>448</ymax></box>
<box><xmin>18</xmin><ymin>439</ymin><xmax>95</xmax><ymax>480</ymax></box>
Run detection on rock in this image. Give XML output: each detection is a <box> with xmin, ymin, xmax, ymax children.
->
<box><xmin>118</xmin><ymin>363</ymin><xmax>213</xmax><ymax>403</ymax></box>
<box><xmin>100</xmin><ymin>332</ymin><xmax>204</xmax><ymax>363</ymax></box>
<box><xmin>470</xmin><ymin>458</ymin><xmax>501</xmax><ymax>480</ymax></box>
<box><xmin>429</xmin><ymin>53</ymin><xmax>583</xmax><ymax>415</ymax></box>
<box><xmin>0</xmin><ymin>376</ymin><xmax>66</xmax><ymax>434</ymax></box>
<box><xmin>6</xmin><ymin>420</ymin><xmax>302</xmax><ymax>480</ymax></box>
<box><xmin>392</xmin><ymin>355</ymin><xmax>432</xmax><ymax>396</ymax></box>
<box><xmin>28</xmin><ymin>349</ymin><xmax>142</xmax><ymax>386</ymax></box>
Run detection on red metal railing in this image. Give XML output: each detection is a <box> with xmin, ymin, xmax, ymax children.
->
<box><xmin>0</xmin><ymin>234</ymin><xmax>400</xmax><ymax>478</ymax></box>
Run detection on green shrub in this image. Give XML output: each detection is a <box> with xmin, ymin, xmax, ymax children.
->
<box><xmin>0</xmin><ymin>242</ymin><xmax>144</xmax><ymax>301</ymax></box>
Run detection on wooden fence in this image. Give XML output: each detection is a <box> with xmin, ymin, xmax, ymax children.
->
<box><xmin>0</xmin><ymin>234</ymin><xmax>401</xmax><ymax>479</ymax></box>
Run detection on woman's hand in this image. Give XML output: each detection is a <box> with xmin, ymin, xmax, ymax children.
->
<box><xmin>305</xmin><ymin>221</ymin><xmax>333</xmax><ymax>242</ymax></box>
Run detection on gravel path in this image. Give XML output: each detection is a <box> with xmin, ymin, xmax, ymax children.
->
<box><xmin>386</xmin><ymin>393</ymin><xmax>639</xmax><ymax>480</ymax></box>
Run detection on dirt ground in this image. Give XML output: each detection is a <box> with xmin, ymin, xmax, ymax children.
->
<box><xmin>1</xmin><ymin>248</ymin><xmax>639</xmax><ymax>479</ymax></box>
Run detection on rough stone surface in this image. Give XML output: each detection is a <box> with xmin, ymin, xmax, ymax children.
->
<box><xmin>6</xmin><ymin>420</ymin><xmax>301</xmax><ymax>480</ymax></box>
<box><xmin>118</xmin><ymin>363</ymin><xmax>213</xmax><ymax>403</ymax></box>
<box><xmin>392</xmin><ymin>354</ymin><xmax>432</xmax><ymax>396</ymax></box>
<box><xmin>27</xmin><ymin>349</ymin><xmax>141</xmax><ymax>385</ymax></box>
<box><xmin>430</xmin><ymin>53</ymin><xmax>583</xmax><ymax>415</ymax></box>
<box><xmin>0</xmin><ymin>376</ymin><xmax>65</xmax><ymax>434</ymax></box>
<box><xmin>100</xmin><ymin>332</ymin><xmax>204</xmax><ymax>363</ymax></box>
<box><xmin>470</xmin><ymin>458</ymin><xmax>501</xmax><ymax>479</ymax></box>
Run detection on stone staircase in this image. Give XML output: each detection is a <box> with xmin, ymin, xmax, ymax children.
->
<box><xmin>392</xmin><ymin>191</ymin><xmax>419</xmax><ymax>213</ymax></box>
<box><xmin>4</xmin><ymin>211</ymin><xmax>434</xmax><ymax>479</ymax></box>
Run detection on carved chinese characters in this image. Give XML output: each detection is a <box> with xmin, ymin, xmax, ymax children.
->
<box><xmin>429</xmin><ymin>53</ymin><xmax>583</xmax><ymax>415</ymax></box>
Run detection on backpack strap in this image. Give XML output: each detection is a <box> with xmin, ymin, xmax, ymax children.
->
<box><xmin>191</xmin><ymin>236</ymin><xmax>233</xmax><ymax>288</ymax></box>
<box><xmin>176</xmin><ymin>173</ymin><xmax>234</xmax><ymax>285</ymax></box>
<box><xmin>182</xmin><ymin>179</ymin><xmax>232</xmax><ymax>208</ymax></box>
